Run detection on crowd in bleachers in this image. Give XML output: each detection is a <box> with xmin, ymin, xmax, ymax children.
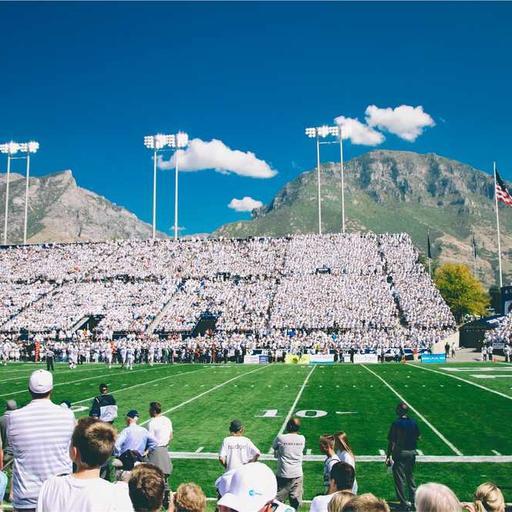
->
<box><xmin>0</xmin><ymin>234</ymin><xmax>457</xmax><ymax>353</ymax></box>
<box><xmin>483</xmin><ymin>315</ymin><xmax>512</xmax><ymax>360</ymax></box>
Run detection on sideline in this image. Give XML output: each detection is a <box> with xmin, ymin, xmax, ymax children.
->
<box><xmin>361</xmin><ymin>364</ymin><xmax>462</xmax><ymax>456</ymax></box>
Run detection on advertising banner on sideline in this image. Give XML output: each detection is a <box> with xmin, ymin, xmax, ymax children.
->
<box><xmin>421</xmin><ymin>353</ymin><xmax>446</xmax><ymax>363</ymax></box>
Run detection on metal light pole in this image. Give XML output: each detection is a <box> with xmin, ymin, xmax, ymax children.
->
<box><xmin>315</xmin><ymin>133</ymin><xmax>322</xmax><ymax>235</ymax></box>
<box><xmin>3</xmin><ymin>152</ymin><xmax>11</xmax><ymax>245</ymax></box>
<box><xmin>152</xmin><ymin>149</ymin><xmax>157</xmax><ymax>240</ymax></box>
<box><xmin>23</xmin><ymin>141</ymin><xmax>39</xmax><ymax>244</ymax></box>
<box><xmin>339</xmin><ymin>127</ymin><xmax>346</xmax><ymax>234</ymax></box>
<box><xmin>171</xmin><ymin>131</ymin><xmax>189</xmax><ymax>241</ymax></box>
<box><xmin>174</xmin><ymin>150</ymin><xmax>179</xmax><ymax>240</ymax></box>
<box><xmin>0</xmin><ymin>141</ymin><xmax>22</xmax><ymax>245</ymax></box>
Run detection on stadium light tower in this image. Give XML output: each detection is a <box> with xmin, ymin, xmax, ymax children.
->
<box><xmin>305</xmin><ymin>125</ymin><xmax>345</xmax><ymax>234</ymax></box>
<box><xmin>144</xmin><ymin>134</ymin><xmax>178</xmax><ymax>240</ymax></box>
<box><xmin>23</xmin><ymin>141</ymin><xmax>39</xmax><ymax>244</ymax></box>
<box><xmin>168</xmin><ymin>131</ymin><xmax>189</xmax><ymax>241</ymax></box>
<box><xmin>1</xmin><ymin>142</ymin><xmax>18</xmax><ymax>244</ymax></box>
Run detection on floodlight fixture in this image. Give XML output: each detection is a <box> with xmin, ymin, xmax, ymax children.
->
<box><xmin>27</xmin><ymin>141</ymin><xmax>40</xmax><ymax>153</ymax></box>
<box><xmin>175</xmin><ymin>131</ymin><xmax>189</xmax><ymax>148</ymax></box>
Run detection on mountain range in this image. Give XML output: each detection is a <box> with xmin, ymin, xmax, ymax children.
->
<box><xmin>0</xmin><ymin>170</ymin><xmax>156</xmax><ymax>244</ymax></box>
<box><xmin>216</xmin><ymin>150</ymin><xmax>512</xmax><ymax>288</ymax></box>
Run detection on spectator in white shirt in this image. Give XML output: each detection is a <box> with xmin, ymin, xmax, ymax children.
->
<box><xmin>219</xmin><ymin>420</ymin><xmax>260</xmax><ymax>472</ymax></box>
<box><xmin>146</xmin><ymin>401</ymin><xmax>172</xmax><ymax>506</ymax></box>
<box><xmin>272</xmin><ymin>418</ymin><xmax>305</xmax><ymax>510</ymax></box>
<box><xmin>36</xmin><ymin>417</ymin><xmax>132</xmax><ymax>512</ymax></box>
<box><xmin>7</xmin><ymin>370</ymin><xmax>75</xmax><ymax>512</ymax></box>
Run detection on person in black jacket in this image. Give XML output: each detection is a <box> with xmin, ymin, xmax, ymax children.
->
<box><xmin>386</xmin><ymin>402</ymin><xmax>420</xmax><ymax>511</ymax></box>
<box><xmin>90</xmin><ymin>384</ymin><xmax>118</xmax><ymax>424</ymax></box>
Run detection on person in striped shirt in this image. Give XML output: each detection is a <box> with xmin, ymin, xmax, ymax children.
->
<box><xmin>7</xmin><ymin>370</ymin><xmax>75</xmax><ymax>512</ymax></box>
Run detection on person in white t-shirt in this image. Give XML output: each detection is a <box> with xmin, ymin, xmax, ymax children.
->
<box><xmin>146</xmin><ymin>401</ymin><xmax>172</xmax><ymax>506</ymax></box>
<box><xmin>272</xmin><ymin>418</ymin><xmax>305</xmax><ymax>510</ymax></box>
<box><xmin>219</xmin><ymin>420</ymin><xmax>260</xmax><ymax>472</ymax></box>
<box><xmin>310</xmin><ymin>461</ymin><xmax>355</xmax><ymax>512</ymax></box>
<box><xmin>36</xmin><ymin>417</ymin><xmax>132</xmax><ymax>512</ymax></box>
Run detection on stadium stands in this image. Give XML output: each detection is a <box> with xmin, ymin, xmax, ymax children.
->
<box><xmin>0</xmin><ymin>234</ymin><xmax>456</xmax><ymax>354</ymax></box>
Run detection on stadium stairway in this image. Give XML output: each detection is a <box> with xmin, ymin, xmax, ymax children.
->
<box><xmin>190</xmin><ymin>312</ymin><xmax>218</xmax><ymax>337</ymax></box>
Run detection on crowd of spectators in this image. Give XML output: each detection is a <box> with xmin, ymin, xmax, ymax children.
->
<box><xmin>0</xmin><ymin>370</ymin><xmax>505</xmax><ymax>512</ymax></box>
<box><xmin>0</xmin><ymin>234</ymin><xmax>457</xmax><ymax>354</ymax></box>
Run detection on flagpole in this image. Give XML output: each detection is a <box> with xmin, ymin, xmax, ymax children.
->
<box><xmin>427</xmin><ymin>229</ymin><xmax>432</xmax><ymax>278</ymax></box>
<box><xmin>494</xmin><ymin>161</ymin><xmax>503</xmax><ymax>288</ymax></box>
<box><xmin>472</xmin><ymin>235</ymin><xmax>477</xmax><ymax>278</ymax></box>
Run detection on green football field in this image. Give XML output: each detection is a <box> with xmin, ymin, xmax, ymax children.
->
<box><xmin>1</xmin><ymin>361</ymin><xmax>512</xmax><ymax>510</ymax></box>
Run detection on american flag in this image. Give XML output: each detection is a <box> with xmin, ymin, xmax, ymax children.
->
<box><xmin>495</xmin><ymin>169</ymin><xmax>512</xmax><ymax>206</ymax></box>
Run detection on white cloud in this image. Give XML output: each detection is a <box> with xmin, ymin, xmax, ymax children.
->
<box><xmin>228</xmin><ymin>196</ymin><xmax>263</xmax><ymax>212</ymax></box>
<box><xmin>365</xmin><ymin>104</ymin><xmax>435</xmax><ymax>142</ymax></box>
<box><xmin>334</xmin><ymin>116</ymin><xmax>385</xmax><ymax>146</ymax></box>
<box><xmin>158</xmin><ymin>138</ymin><xmax>276</xmax><ymax>179</ymax></box>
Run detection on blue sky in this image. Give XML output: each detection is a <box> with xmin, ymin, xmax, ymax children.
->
<box><xmin>1</xmin><ymin>2</ymin><xmax>511</xmax><ymax>235</ymax></box>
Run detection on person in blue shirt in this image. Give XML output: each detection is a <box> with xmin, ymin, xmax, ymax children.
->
<box><xmin>386</xmin><ymin>403</ymin><xmax>421</xmax><ymax>511</ymax></box>
<box><xmin>115</xmin><ymin>410</ymin><xmax>158</xmax><ymax>457</ymax></box>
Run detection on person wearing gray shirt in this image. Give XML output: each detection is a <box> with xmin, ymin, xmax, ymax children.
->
<box><xmin>272</xmin><ymin>418</ymin><xmax>305</xmax><ymax>511</ymax></box>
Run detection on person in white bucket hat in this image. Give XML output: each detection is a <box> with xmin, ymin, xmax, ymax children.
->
<box><xmin>217</xmin><ymin>462</ymin><xmax>294</xmax><ymax>512</ymax></box>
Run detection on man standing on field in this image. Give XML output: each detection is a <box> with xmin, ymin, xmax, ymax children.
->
<box><xmin>219</xmin><ymin>420</ymin><xmax>260</xmax><ymax>472</ymax></box>
<box><xmin>386</xmin><ymin>402</ymin><xmax>420</xmax><ymax>511</ymax></box>
<box><xmin>272</xmin><ymin>418</ymin><xmax>305</xmax><ymax>511</ymax></box>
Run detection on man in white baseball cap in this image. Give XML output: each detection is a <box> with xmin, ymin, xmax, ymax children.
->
<box><xmin>7</xmin><ymin>370</ymin><xmax>75</xmax><ymax>512</ymax></box>
<box><xmin>217</xmin><ymin>462</ymin><xmax>294</xmax><ymax>512</ymax></box>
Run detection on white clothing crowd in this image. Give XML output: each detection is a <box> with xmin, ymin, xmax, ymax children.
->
<box><xmin>0</xmin><ymin>234</ymin><xmax>456</xmax><ymax>352</ymax></box>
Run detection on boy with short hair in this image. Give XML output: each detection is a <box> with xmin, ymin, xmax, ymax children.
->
<box><xmin>36</xmin><ymin>417</ymin><xmax>132</xmax><ymax>512</ymax></box>
<box><xmin>219</xmin><ymin>420</ymin><xmax>260</xmax><ymax>472</ymax></box>
<box><xmin>128</xmin><ymin>463</ymin><xmax>166</xmax><ymax>512</ymax></box>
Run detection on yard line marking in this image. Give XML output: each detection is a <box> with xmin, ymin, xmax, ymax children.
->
<box><xmin>361</xmin><ymin>365</ymin><xmax>462</xmax><ymax>456</ymax></box>
<box><xmin>272</xmin><ymin>366</ymin><xmax>316</xmax><ymax>448</ymax></box>
<box><xmin>72</xmin><ymin>367</ymin><xmax>205</xmax><ymax>405</ymax></box>
<box><xmin>407</xmin><ymin>363</ymin><xmax>512</xmax><ymax>401</ymax></box>
<box><xmin>141</xmin><ymin>365</ymin><xmax>270</xmax><ymax>425</ymax></box>
<box><xmin>417</xmin><ymin>450</ymin><xmax>424</xmax><ymax>456</ymax></box>
<box><xmin>306</xmin><ymin>449</ymin><xmax>312</xmax><ymax>455</ymax></box>
<box><xmin>166</xmin><ymin>451</ymin><xmax>512</xmax><ymax>463</ymax></box>
<box><xmin>492</xmin><ymin>449</ymin><xmax>502</xmax><ymax>455</ymax></box>
<box><xmin>379</xmin><ymin>449</ymin><xmax>386</xmax><ymax>456</ymax></box>
<box><xmin>195</xmin><ymin>447</ymin><xmax>204</xmax><ymax>453</ymax></box>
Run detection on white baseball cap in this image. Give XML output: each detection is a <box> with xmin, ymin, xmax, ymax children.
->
<box><xmin>28</xmin><ymin>370</ymin><xmax>53</xmax><ymax>394</ymax></box>
<box><xmin>217</xmin><ymin>462</ymin><xmax>277</xmax><ymax>512</ymax></box>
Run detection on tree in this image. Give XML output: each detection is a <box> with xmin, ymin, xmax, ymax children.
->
<box><xmin>434</xmin><ymin>263</ymin><xmax>490</xmax><ymax>322</ymax></box>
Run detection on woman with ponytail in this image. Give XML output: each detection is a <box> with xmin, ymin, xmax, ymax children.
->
<box><xmin>333</xmin><ymin>432</ymin><xmax>357</xmax><ymax>494</ymax></box>
<box><xmin>470</xmin><ymin>483</ymin><xmax>505</xmax><ymax>512</ymax></box>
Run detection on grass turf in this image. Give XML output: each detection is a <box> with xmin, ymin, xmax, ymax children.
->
<box><xmin>1</xmin><ymin>361</ymin><xmax>512</xmax><ymax>509</ymax></box>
